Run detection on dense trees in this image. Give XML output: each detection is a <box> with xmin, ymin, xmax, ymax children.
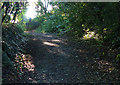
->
<box><xmin>34</xmin><ymin>2</ymin><xmax>119</xmax><ymax>45</ymax></box>
<box><xmin>30</xmin><ymin>2</ymin><xmax>120</xmax><ymax>62</ymax></box>
<box><xmin>2</xmin><ymin>1</ymin><xmax>120</xmax><ymax>83</ymax></box>
<box><xmin>1</xmin><ymin>2</ymin><xmax>27</xmax><ymax>23</ymax></box>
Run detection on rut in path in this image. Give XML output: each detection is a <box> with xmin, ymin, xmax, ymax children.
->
<box><xmin>20</xmin><ymin>31</ymin><xmax>118</xmax><ymax>83</ymax></box>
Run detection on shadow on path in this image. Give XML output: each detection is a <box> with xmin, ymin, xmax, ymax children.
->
<box><xmin>19</xmin><ymin>31</ymin><xmax>119</xmax><ymax>83</ymax></box>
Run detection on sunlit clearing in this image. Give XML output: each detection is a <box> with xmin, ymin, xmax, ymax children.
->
<box><xmin>47</xmin><ymin>4</ymin><xmax>53</xmax><ymax>11</ymax></box>
<box><xmin>25</xmin><ymin>0</ymin><xmax>37</xmax><ymax>19</ymax></box>
<box><xmin>41</xmin><ymin>0</ymin><xmax>53</xmax><ymax>11</ymax></box>
<box><xmin>43</xmin><ymin>42</ymin><xmax>59</xmax><ymax>47</ymax></box>
<box><xmin>25</xmin><ymin>5</ymin><xmax>37</xmax><ymax>19</ymax></box>
<box><xmin>51</xmin><ymin>39</ymin><xmax>61</xmax><ymax>42</ymax></box>
<box><xmin>41</xmin><ymin>0</ymin><xmax>46</xmax><ymax>7</ymax></box>
<box><xmin>82</xmin><ymin>31</ymin><xmax>99</xmax><ymax>40</ymax></box>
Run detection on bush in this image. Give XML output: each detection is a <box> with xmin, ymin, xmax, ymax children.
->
<box><xmin>2</xmin><ymin>23</ymin><xmax>26</xmax><ymax>67</ymax></box>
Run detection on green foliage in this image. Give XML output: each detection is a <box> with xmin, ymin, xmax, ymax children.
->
<box><xmin>1</xmin><ymin>2</ymin><xmax>27</xmax><ymax>23</ymax></box>
<box><xmin>33</xmin><ymin>12</ymin><xmax>67</xmax><ymax>33</ymax></box>
<box><xmin>2</xmin><ymin>51</ymin><xmax>13</xmax><ymax>67</ymax></box>
<box><xmin>50</xmin><ymin>2</ymin><xmax>120</xmax><ymax>50</ymax></box>
<box><xmin>25</xmin><ymin>16</ymin><xmax>44</xmax><ymax>31</ymax></box>
<box><xmin>2</xmin><ymin>2</ymin><xmax>120</xmax><ymax>82</ymax></box>
<box><xmin>33</xmin><ymin>2</ymin><xmax>120</xmax><ymax>48</ymax></box>
<box><xmin>2</xmin><ymin>23</ymin><xmax>26</xmax><ymax>66</ymax></box>
<box><xmin>116</xmin><ymin>54</ymin><xmax>120</xmax><ymax>62</ymax></box>
<box><xmin>18</xmin><ymin>23</ymin><xmax>26</xmax><ymax>31</ymax></box>
<box><xmin>28</xmin><ymin>2</ymin><xmax>119</xmax><ymax>61</ymax></box>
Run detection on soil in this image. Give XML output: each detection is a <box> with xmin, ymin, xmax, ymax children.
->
<box><xmin>16</xmin><ymin>31</ymin><xmax>120</xmax><ymax>83</ymax></box>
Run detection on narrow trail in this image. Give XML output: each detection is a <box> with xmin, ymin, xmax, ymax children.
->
<box><xmin>20</xmin><ymin>31</ymin><xmax>119</xmax><ymax>83</ymax></box>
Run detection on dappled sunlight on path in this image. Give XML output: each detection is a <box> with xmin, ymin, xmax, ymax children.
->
<box><xmin>43</xmin><ymin>41</ymin><xmax>60</xmax><ymax>47</ymax></box>
<box><xmin>20</xmin><ymin>31</ymin><xmax>119</xmax><ymax>83</ymax></box>
<box><xmin>22</xmin><ymin>31</ymin><xmax>86</xmax><ymax>83</ymax></box>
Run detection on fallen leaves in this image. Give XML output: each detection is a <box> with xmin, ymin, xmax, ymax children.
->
<box><xmin>98</xmin><ymin>60</ymin><xmax>115</xmax><ymax>73</ymax></box>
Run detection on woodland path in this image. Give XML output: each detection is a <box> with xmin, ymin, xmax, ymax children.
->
<box><xmin>19</xmin><ymin>31</ymin><xmax>118</xmax><ymax>83</ymax></box>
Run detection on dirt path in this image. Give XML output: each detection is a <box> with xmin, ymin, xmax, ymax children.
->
<box><xmin>20</xmin><ymin>31</ymin><xmax>119</xmax><ymax>83</ymax></box>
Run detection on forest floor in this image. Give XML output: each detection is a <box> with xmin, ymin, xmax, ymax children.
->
<box><xmin>17</xmin><ymin>31</ymin><xmax>119</xmax><ymax>83</ymax></box>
